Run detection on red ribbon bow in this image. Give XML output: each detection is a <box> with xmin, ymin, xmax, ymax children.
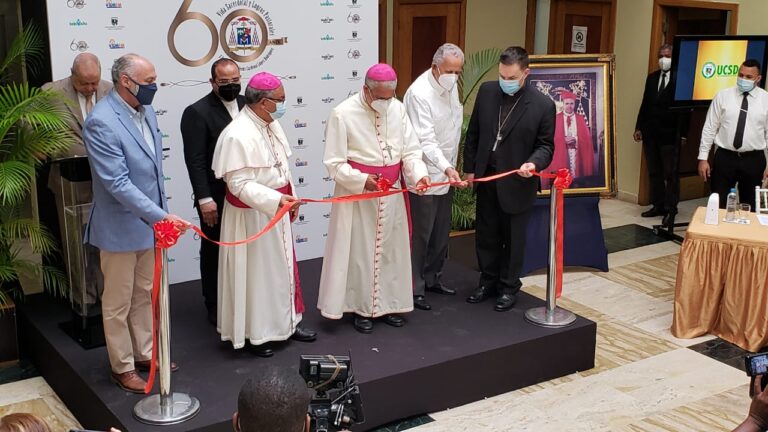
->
<box><xmin>376</xmin><ymin>176</ymin><xmax>393</xmax><ymax>192</ymax></box>
<box><xmin>553</xmin><ymin>168</ymin><xmax>573</xmax><ymax>190</ymax></box>
<box><xmin>154</xmin><ymin>220</ymin><xmax>182</xmax><ymax>249</ymax></box>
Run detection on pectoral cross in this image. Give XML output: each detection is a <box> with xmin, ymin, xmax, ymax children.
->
<box><xmin>382</xmin><ymin>143</ymin><xmax>394</xmax><ymax>160</ymax></box>
<box><xmin>273</xmin><ymin>160</ymin><xmax>282</xmax><ymax>170</ymax></box>
<box><xmin>492</xmin><ymin>132</ymin><xmax>502</xmax><ymax>152</ymax></box>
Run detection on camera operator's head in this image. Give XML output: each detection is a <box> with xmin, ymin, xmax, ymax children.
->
<box><xmin>233</xmin><ymin>366</ymin><xmax>312</xmax><ymax>432</ymax></box>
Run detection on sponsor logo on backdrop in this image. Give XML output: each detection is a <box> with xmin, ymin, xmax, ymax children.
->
<box><xmin>161</xmin><ymin>132</ymin><xmax>170</xmax><ymax>139</ymax></box>
<box><xmin>348</xmin><ymin>0</ymin><xmax>361</xmax><ymax>8</ymax></box>
<box><xmin>293</xmin><ymin>138</ymin><xmax>306</xmax><ymax>149</ymax></box>
<box><xmin>69</xmin><ymin>19</ymin><xmax>88</xmax><ymax>27</ymax></box>
<box><xmin>348</xmin><ymin>90</ymin><xmax>358</xmax><ymax>97</ymax></box>
<box><xmin>323</xmin><ymin>212</ymin><xmax>331</xmax><ymax>218</ymax></box>
<box><xmin>294</xmin><ymin>120</ymin><xmax>308</xmax><ymax>128</ymax></box>
<box><xmin>168</xmin><ymin>2</ymin><xmax>287</xmax><ymax>69</ymax></box>
<box><xmin>296</xmin><ymin>235</ymin><xmax>309</xmax><ymax>243</ymax></box>
<box><xmin>320</xmin><ymin>17</ymin><xmax>334</xmax><ymax>24</ymax></box>
<box><xmin>321</xmin><ymin>97</ymin><xmax>335</xmax><ymax>104</ymax></box>
<box><xmin>70</xmin><ymin>39</ymin><xmax>89</xmax><ymax>51</ymax></box>
<box><xmin>296</xmin><ymin>176</ymin><xmax>309</xmax><ymax>187</ymax></box>
<box><xmin>348</xmin><ymin>30</ymin><xmax>361</xmax><ymax>42</ymax></box>
<box><xmin>322</xmin><ymin>176</ymin><xmax>333</xmax><ymax>182</ymax></box>
<box><xmin>323</xmin><ymin>193</ymin><xmax>333</xmax><ymax>199</ymax></box>
<box><xmin>295</xmin><ymin>159</ymin><xmax>309</xmax><ymax>167</ymax></box>
<box><xmin>108</xmin><ymin>38</ymin><xmax>125</xmax><ymax>49</ymax></box>
<box><xmin>107</xmin><ymin>16</ymin><xmax>124</xmax><ymax>30</ymax></box>
<box><xmin>347</xmin><ymin>49</ymin><xmax>361</xmax><ymax>59</ymax></box>
<box><xmin>295</xmin><ymin>213</ymin><xmax>308</xmax><ymax>225</ymax></box>
<box><xmin>105</xmin><ymin>1</ymin><xmax>122</xmax><ymax>8</ymax></box>
<box><xmin>320</xmin><ymin>0</ymin><xmax>334</xmax><ymax>5</ymax></box>
<box><xmin>321</xmin><ymin>53</ymin><xmax>335</xmax><ymax>61</ymax></box>
<box><xmin>293</xmin><ymin>96</ymin><xmax>306</xmax><ymax>108</ymax></box>
<box><xmin>321</xmin><ymin>34</ymin><xmax>334</xmax><ymax>41</ymax></box>
<box><xmin>347</xmin><ymin>13</ymin><xmax>361</xmax><ymax>23</ymax></box>
<box><xmin>155</xmin><ymin>109</ymin><xmax>167</xmax><ymax>116</ymax></box>
<box><xmin>348</xmin><ymin>70</ymin><xmax>361</xmax><ymax>81</ymax></box>
<box><xmin>321</xmin><ymin>73</ymin><xmax>335</xmax><ymax>80</ymax></box>
<box><xmin>67</xmin><ymin>0</ymin><xmax>86</xmax><ymax>9</ymax></box>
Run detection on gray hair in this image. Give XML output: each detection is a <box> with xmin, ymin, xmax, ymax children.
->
<box><xmin>659</xmin><ymin>43</ymin><xmax>673</xmax><ymax>53</ymax></box>
<box><xmin>364</xmin><ymin>78</ymin><xmax>397</xmax><ymax>90</ymax></box>
<box><xmin>432</xmin><ymin>43</ymin><xmax>464</xmax><ymax>66</ymax></box>
<box><xmin>244</xmin><ymin>86</ymin><xmax>278</xmax><ymax>104</ymax></box>
<box><xmin>111</xmin><ymin>53</ymin><xmax>142</xmax><ymax>84</ymax></box>
<box><xmin>71</xmin><ymin>52</ymin><xmax>100</xmax><ymax>76</ymax></box>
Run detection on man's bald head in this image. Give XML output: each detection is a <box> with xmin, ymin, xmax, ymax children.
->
<box><xmin>71</xmin><ymin>53</ymin><xmax>102</xmax><ymax>97</ymax></box>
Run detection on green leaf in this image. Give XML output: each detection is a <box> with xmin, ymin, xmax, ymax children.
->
<box><xmin>0</xmin><ymin>160</ymin><xmax>33</xmax><ymax>206</ymax></box>
<box><xmin>0</xmin><ymin>22</ymin><xmax>45</xmax><ymax>81</ymax></box>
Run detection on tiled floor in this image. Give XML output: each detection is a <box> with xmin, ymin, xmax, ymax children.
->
<box><xmin>0</xmin><ymin>198</ymin><xmax>760</xmax><ymax>431</ymax></box>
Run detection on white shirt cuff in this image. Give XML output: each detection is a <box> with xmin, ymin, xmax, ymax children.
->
<box><xmin>198</xmin><ymin>197</ymin><xmax>214</xmax><ymax>205</ymax></box>
<box><xmin>697</xmin><ymin>151</ymin><xmax>710</xmax><ymax>161</ymax></box>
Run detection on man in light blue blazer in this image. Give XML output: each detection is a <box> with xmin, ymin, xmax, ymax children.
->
<box><xmin>84</xmin><ymin>53</ymin><xmax>185</xmax><ymax>393</ymax></box>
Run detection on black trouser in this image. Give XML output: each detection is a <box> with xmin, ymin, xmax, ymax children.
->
<box><xmin>643</xmin><ymin>131</ymin><xmax>680</xmax><ymax>212</ymax></box>
<box><xmin>475</xmin><ymin>181</ymin><xmax>531</xmax><ymax>295</ymax></box>
<box><xmin>409</xmin><ymin>190</ymin><xmax>453</xmax><ymax>297</ymax></box>
<box><xmin>711</xmin><ymin>148</ymin><xmax>766</xmax><ymax>210</ymax></box>
<box><xmin>196</xmin><ymin>202</ymin><xmax>222</xmax><ymax>312</ymax></box>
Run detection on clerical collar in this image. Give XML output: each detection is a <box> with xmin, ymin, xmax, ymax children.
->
<box><xmin>244</xmin><ymin>105</ymin><xmax>269</xmax><ymax>128</ymax></box>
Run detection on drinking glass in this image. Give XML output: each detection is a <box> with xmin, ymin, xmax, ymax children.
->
<box><xmin>739</xmin><ymin>203</ymin><xmax>751</xmax><ymax>223</ymax></box>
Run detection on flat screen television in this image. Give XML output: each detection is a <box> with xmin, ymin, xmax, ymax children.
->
<box><xmin>672</xmin><ymin>35</ymin><xmax>768</xmax><ymax>108</ymax></box>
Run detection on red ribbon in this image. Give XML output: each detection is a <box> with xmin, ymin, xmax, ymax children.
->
<box><xmin>144</xmin><ymin>167</ymin><xmax>572</xmax><ymax>393</ymax></box>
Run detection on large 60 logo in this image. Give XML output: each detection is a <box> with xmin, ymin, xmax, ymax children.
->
<box><xmin>168</xmin><ymin>0</ymin><xmax>286</xmax><ymax>67</ymax></box>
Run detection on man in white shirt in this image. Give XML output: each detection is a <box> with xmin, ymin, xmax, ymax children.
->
<box><xmin>181</xmin><ymin>58</ymin><xmax>245</xmax><ymax>324</ymax></box>
<box><xmin>698</xmin><ymin>59</ymin><xmax>768</xmax><ymax>209</ymax></box>
<box><xmin>403</xmin><ymin>43</ymin><xmax>466</xmax><ymax>311</ymax></box>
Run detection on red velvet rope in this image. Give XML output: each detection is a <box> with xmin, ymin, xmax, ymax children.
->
<box><xmin>144</xmin><ymin>168</ymin><xmax>571</xmax><ymax>393</ymax></box>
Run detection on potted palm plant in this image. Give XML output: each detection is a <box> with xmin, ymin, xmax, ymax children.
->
<box><xmin>0</xmin><ymin>23</ymin><xmax>74</xmax><ymax>366</ymax></box>
<box><xmin>448</xmin><ymin>47</ymin><xmax>503</xmax><ymax>269</ymax></box>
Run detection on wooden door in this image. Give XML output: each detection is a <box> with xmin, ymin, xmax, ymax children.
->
<box><xmin>393</xmin><ymin>0</ymin><xmax>465</xmax><ymax>97</ymax></box>
<box><xmin>548</xmin><ymin>0</ymin><xmax>616</xmax><ymax>54</ymax></box>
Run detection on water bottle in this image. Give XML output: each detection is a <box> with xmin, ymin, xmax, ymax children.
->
<box><xmin>725</xmin><ymin>188</ymin><xmax>738</xmax><ymax>222</ymax></box>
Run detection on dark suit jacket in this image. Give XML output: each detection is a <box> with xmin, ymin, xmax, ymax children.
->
<box><xmin>180</xmin><ymin>92</ymin><xmax>245</xmax><ymax>208</ymax></box>
<box><xmin>635</xmin><ymin>69</ymin><xmax>677</xmax><ymax>138</ymax></box>
<box><xmin>463</xmin><ymin>82</ymin><xmax>555</xmax><ymax>214</ymax></box>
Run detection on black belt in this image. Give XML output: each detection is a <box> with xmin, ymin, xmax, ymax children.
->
<box><xmin>717</xmin><ymin>147</ymin><xmax>765</xmax><ymax>157</ymax></box>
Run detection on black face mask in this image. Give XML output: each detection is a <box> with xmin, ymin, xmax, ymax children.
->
<box><xmin>218</xmin><ymin>83</ymin><xmax>241</xmax><ymax>102</ymax></box>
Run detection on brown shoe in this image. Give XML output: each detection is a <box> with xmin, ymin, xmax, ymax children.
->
<box><xmin>135</xmin><ymin>360</ymin><xmax>179</xmax><ymax>372</ymax></box>
<box><xmin>111</xmin><ymin>370</ymin><xmax>147</xmax><ymax>393</ymax></box>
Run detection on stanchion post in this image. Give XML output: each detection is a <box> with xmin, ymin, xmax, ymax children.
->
<box><xmin>134</xmin><ymin>248</ymin><xmax>200</xmax><ymax>425</ymax></box>
<box><xmin>525</xmin><ymin>184</ymin><xmax>577</xmax><ymax>328</ymax></box>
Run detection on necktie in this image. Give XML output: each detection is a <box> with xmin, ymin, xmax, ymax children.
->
<box><xmin>733</xmin><ymin>92</ymin><xmax>749</xmax><ymax>150</ymax></box>
<box><xmin>658</xmin><ymin>72</ymin><xmax>667</xmax><ymax>92</ymax></box>
<box><xmin>85</xmin><ymin>96</ymin><xmax>93</xmax><ymax>116</ymax></box>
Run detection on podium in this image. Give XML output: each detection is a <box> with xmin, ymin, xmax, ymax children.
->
<box><xmin>52</xmin><ymin>156</ymin><xmax>105</xmax><ymax>349</ymax></box>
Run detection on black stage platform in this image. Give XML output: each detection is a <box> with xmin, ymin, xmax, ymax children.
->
<box><xmin>19</xmin><ymin>258</ymin><xmax>596</xmax><ymax>431</ymax></box>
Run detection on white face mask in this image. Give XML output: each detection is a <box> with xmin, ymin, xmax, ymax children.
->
<box><xmin>436</xmin><ymin>66</ymin><xmax>459</xmax><ymax>90</ymax></box>
<box><xmin>370</xmin><ymin>98</ymin><xmax>391</xmax><ymax>113</ymax></box>
<box><xmin>659</xmin><ymin>57</ymin><xmax>672</xmax><ymax>72</ymax></box>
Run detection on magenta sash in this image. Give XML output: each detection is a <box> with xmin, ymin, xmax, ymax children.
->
<box><xmin>347</xmin><ymin>160</ymin><xmax>413</xmax><ymax>239</ymax></box>
<box><xmin>225</xmin><ymin>183</ymin><xmax>305</xmax><ymax>314</ymax></box>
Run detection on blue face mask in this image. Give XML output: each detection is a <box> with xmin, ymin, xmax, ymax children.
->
<box><xmin>737</xmin><ymin>77</ymin><xmax>756</xmax><ymax>93</ymax></box>
<box><xmin>269</xmin><ymin>101</ymin><xmax>286</xmax><ymax>120</ymax></box>
<box><xmin>499</xmin><ymin>77</ymin><xmax>521</xmax><ymax>95</ymax></box>
<box><xmin>128</xmin><ymin>77</ymin><xmax>157</xmax><ymax>105</ymax></box>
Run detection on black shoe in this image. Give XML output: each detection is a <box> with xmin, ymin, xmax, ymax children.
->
<box><xmin>383</xmin><ymin>314</ymin><xmax>405</xmax><ymax>327</ymax></box>
<box><xmin>641</xmin><ymin>207</ymin><xmax>667</xmax><ymax>217</ymax></box>
<box><xmin>206</xmin><ymin>308</ymin><xmax>216</xmax><ymax>326</ymax></box>
<box><xmin>494</xmin><ymin>293</ymin><xmax>517</xmax><ymax>312</ymax></box>
<box><xmin>413</xmin><ymin>295</ymin><xmax>431</xmax><ymax>311</ymax></box>
<box><xmin>291</xmin><ymin>326</ymin><xmax>317</xmax><ymax>342</ymax></box>
<box><xmin>426</xmin><ymin>283</ymin><xmax>456</xmax><ymax>296</ymax></box>
<box><xmin>467</xmin><ymin>285</ymin><xmax>495</xmax><ymax>304</ymax></box>
<box><xmin>249</xmin><ymin>344</ymin><xmax>274</xmax><ymax>358</ymax></box>
<box><xmin>353</xmin><ymin>316</ymin><xmax>373</xmax><ymax>334</ymax></box>
<box><xmin>662</xmin><ymin>211</ymin><xmax>677</xmax><ymax>227</ymax></box>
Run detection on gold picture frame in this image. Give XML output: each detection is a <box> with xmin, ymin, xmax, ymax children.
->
<box><xmin>527</xmin><ymin>54</ymin><xmax>616</xmax><ymax>196</ymax></box>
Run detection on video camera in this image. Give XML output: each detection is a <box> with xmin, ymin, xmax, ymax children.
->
<box><xmin>745</xmin><ymin>352</ymin><xmax>768</xmax><ymax>392</ymax></box>
<box><xmin>299</xmin><ymin>355</ymin><xmax>364</xmax><ymax>432</ymax></box>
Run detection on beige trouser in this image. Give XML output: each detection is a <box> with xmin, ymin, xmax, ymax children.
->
<box><xmin>100</xmin><ymin>249</ymin><xmax>154</xmax><ymax>374</ymax></box>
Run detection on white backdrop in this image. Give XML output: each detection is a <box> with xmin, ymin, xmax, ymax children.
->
<box><xmin>47</xmin><ymin>0</ymin><xmax>377</xmax><ymax>283</ymax></box>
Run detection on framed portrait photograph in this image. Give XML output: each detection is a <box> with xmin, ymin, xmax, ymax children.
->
<box><xmin>527</xmin><ymin>54</ymin><xmax>616</xmax><ymax>195</ymax></box>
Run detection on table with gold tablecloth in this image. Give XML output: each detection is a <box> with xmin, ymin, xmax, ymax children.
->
<box><xmin>672</xmin><ymin>207</ymin><xmax>768</xmax><ymax>352</ymax></box>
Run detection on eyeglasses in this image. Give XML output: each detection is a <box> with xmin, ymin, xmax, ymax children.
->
<box><xmin>266</xmin><ymin>97</ymin><xmax>286</xmax><ymax>103</ymax></box>
<box><xmin>214</xmin><ymin>78</ymin><xmax>241</xmax><ymax>85</ymax></box>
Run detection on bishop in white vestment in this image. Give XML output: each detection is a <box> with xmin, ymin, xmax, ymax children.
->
<box><xmin>212</xmin><ymin>72</ymin><xmax>316</xmax><ymax>356</ymax></box>
<box><xmin>318</xmin><ymin>64</ymin><xmax>430</xmax><ymax>334</ymax></box>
